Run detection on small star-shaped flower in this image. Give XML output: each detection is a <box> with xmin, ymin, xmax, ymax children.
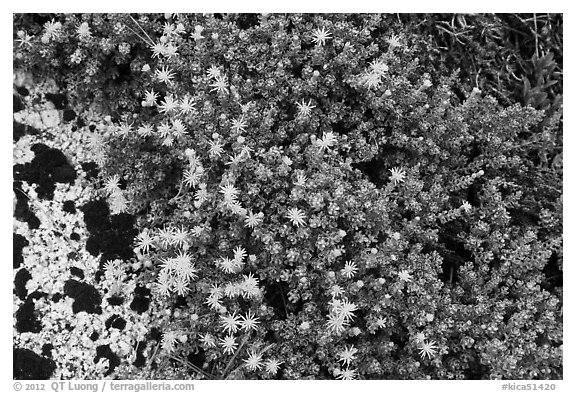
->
<box><xmin>398</xmin><ymin>269</ymin><xmax>413</xmax><ymax>282</ymax></box>
<box><xmin>296</xmin><ymin>99</ymin><xmax>315</xmax><ymax>118</ymax></box>
<box><xmin>389</xmin><ymin>167</ymin><xmax>406</xmax><ymax>185</ymax></box>
<box><xmin>311</xmin><ymin>26</ymin><xmax>332</xmax><ymax>46</ymax></box>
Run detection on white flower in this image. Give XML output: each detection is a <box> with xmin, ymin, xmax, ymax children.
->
<box><xmin>210</xmin><ymin>74</ymin><xmax>229</xmax><ymax>94</ymax></box>
<box><xmin>338</xmin><ymin>345</ymin><xmax>358</xmax><ymax>366</ymax></box>
<box><xmin>150</xmin><ymin>41</ymin><xmax>168</xmax><ymax>58</ymax></box>
<box><xmin>170</xmin><ymin>226</ymin><xmax>189</xmax><ymax>248</ymax></box>
<box><xmin>369</xmin><ymin>59</ymin><xmax>389</xmax><ymax>76</ymax></box>
<box><xmin>341</xmin><ymin>261</ymin><xmax>358</xmax><ymax>279</ymax></box>
<box><xmin>104</xmin><ymin>175</ymin><xmax>122</xmax><ymax>195</ymax></box>
<box><xmin>317</xmin><ymin>131</ymin><xmax>338</xmax><ymax>151</ymax></box>
<box><xmin>329</xmin><ymin>284</ymin><xmax>344</xmax><ymax>298</ymax></box>
<box><xmin>156</xmin><ymin>122</ymin><xmax>172</xmax><ymax>138</ymax></box>
<box><xmin>155</xmin><ymin>65</ymin><xmax>175</xmax><ymax>85</ymax></box>
<box><xmin>335</xmin><ymin>367</ymin><xmax>357</xmax><ymax>380</ymax></box>
<box><xmin>294</xmin><ymin>171</ymin><xmax>308</xmax><ymax>187</ymax></box>
<box><xmin>183</xmin><ymin>168</ymin><xmax>203</xmax><ymax>188</ymax></box>
<box><xmin>154</xmin><ymin>278</ymin><xmax>172</xmax><ymax>298</ymax></box>
<box><xmin>386</xmin><ymin>34</ymin><xmax>402</xmax><ymax>49</ymax></box>
<box><xmin>161</xmin><ymin>331</ymin><xmax>179</xmax><ymax>352</ymax></box>
<box><xmin>142</xmin><ymin>89</ymin><xmax>158</xmax><ymax>107</ymax></box>
<box><xmin>205</xmin><ymin>293</ymin><xmax>223</xmax><ymax>310</ymax></box>
<box><xmin>219</xmin><ymin>334</ymin><xmax>238</xmax><ymax>355</ymax></box>
<box><xmin>296</xmin><ymin>99</ymin><xmax>315</xmax><ymax>118</ymax></box>
<box><xmin>334</xmin><ymin>298</ymin><xmax>358</xmax><ymax>323</ymax></box>
<box><xmin>220</xmin><ymin>312</ymin><xmax>242</xmax><ymax>334</ymax></box>
<box><xmin>240</xmin><ymin>273</ymin><xmax>261</xmax><ymax>298</ymax></box>
<box><xmin>233</xmin><ymin>246</ymin><xmax>247</xmax><ymax>262</ymax></box>
<box><xmin>16</xmin><ymin>31</ymin><xmax>33</xmax><ymax>47</ymax></box>
<box><xmin>286</xmin><ymin>207</ymin><xmax>306</xmax><ymax>227</ymax></box>
<box><xmin>174</xmin><ymin>253</ymin><xmax>197</xmax><ymax>280</ymax></box>
<box><xmin>264</xmin><ymin>359</ymin><xmax>283</xmax><ymax>375</ymax></box>
<box><xmin>162</xmin><ymin>136</ymin><xmax>174</xmax><ymax>147</ymax></box>
<box><xmin>239</xmin><ymin>310</ymin><xmax>260</xmax><ymax>332</ymax></box>
<box><xmin>362</xmin><ymin>71</ymin><xmax>382</xmax><ymax>90</ymax></box>
<box><xmin>134</xmin><ymin>230</ymin><xmax>155</xmax><ymax>254</ymax></box>
<box><xmin>225</xmin><ymin>152</ymin><xmax>247</xmax><ymax>166</ymax></box>
<box><xmin>114</xmin><ymin>121</ymin><xmax>133</xmax><ymax>138</ymax></box>
<box><xmin>231</xmin><ymin>117</ymin><xmax>247</xmax><ymax>133</ymax></box>
<box><xmin>76</xmin><ymin>22</ymin><xmax>92</xmax><ymax>40</ymax></box>
<box><xmin>311</xmin><ymin>26</ymin><xmax>332</xmax><ymax>46</ymax></box>
<box><xmin>163</xmin><ymin>22</ymin><xmax>176</xmax><ymax>36</ymax></box>
<box><xmin>43</xmin><ymin>19</ymin><xmax>62</xmax><ymax>41</ymax></box>
<box><xmin>173</xmin><ymin>276</ymin><xmax>190</xmax><ymax>296</ymax></box>
<box><xmin>244</xmin><ymin>211</ymin><xmax>264</xmax><ymax>228</ymax></box>
<box><xmin>243</xmin><ymin>350</ymin><xmax>263</xmax><ymax>371</ymax></box>
<box><xmin>461</xmin><ymin>200</ymin><xmax>472</xmax><ymax>213</ymax></box>
<box><xmin>137</xmin><ymin>123</ymin><xmax>154</xmax><ymax>137</ymax></box>
<box><xmin>179</xmin><ymin>95</ymin><xmax>196</xmax><ymax>114</ymax></box>
<box><xmin>157</xmin><ymin>226</ymin><xmax>176</xmax><ymax>249</ymax></box>
<box><xmin>418</xmin><ymin>340</ymin><xmax>438</xmax><ymax>360</ymax></box>
<box><xmin>158</xmin><ymin>94</ymin><xmax>178</xmax><ymax>114</ymax></box>
<box><xmin>220</xmin><ymin>183</ymin><xmax>239</xmax><ymax>203</ymax></box>
<box><xmin>206</xmin><ymin>65</ymin><xmax>221</xmax><ymax>79</ymax></box>
<box><xmin>208</xmin><ymin>140</ymin><xmax>225</xmax><ymax>158</ymax></box>
<box><xmin>219</xmin><ymin>257</ymin><xmax>239</xmax><ymax>274</ymax></box>
<box><xmin>398</xmin><ymin>269</ymin><xmax>413</xmax><ymax>282</ymax></box>
<box><xmin>414</xmin><ymin>332</ymin><xmax>427</xmax><ymax>343</ymax></box>
<box><xmin>326</xmin><ymin>313</ymin><xmax>348</xmax><ymax>334</ymax></box>
<box><xmin>191</xmin><ymin>25</ymin><xmax>204</xmax><ymax>41</ymax></box>
<box><xmin>389</xmin><ymin>166</ymin><xmax>406</xmax><ymax>185</ymax></box>
<box><xmin>200</xmin><ymin>333</ymin><xmax>216</xmax><ymax>348</ymax></box>
<box><xmin>171</xmin><ymin>119</ymin><xmax>187</xmax><ymax>139</ymax></box>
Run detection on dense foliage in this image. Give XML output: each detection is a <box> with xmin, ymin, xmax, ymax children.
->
<box><xmin>13</xmin><ymin>13</ymin><xmax>562</xmax><ymax>380</ymax></box>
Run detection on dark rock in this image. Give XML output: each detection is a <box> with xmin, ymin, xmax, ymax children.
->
<box><xmin>13</xmin><ymin>95</ymin><xmax>25</xmax><ymax>112</ymax></box>
<box><xmin>81</xmin><ymin>199</ymin><xmax>111</xmax><ymax>233</ymax></box>
<box><xmin>13</xmin><ymin>145</ymin><xmax>76</xmax><ymax>200</ymax></box>
<box><xmin>110</xmin><ymin>213</ymin><xmax>136</xmax><ymax>232</ymax></box>
<box><xmin>27</xmin><ymin>291</ymin><xmax>47</xmax><ymax>300</ymax></box>
<box><xmin>45</xmin><ymin>93</ymin><xmax>68</xmax><ymax>109</ymax></box>
<box><xmin>13</xmin><ymin>121</ymin><xmax>26</xmax><ymax>141</ymax></box>
<box><xmin>81</xmin><ymin>162</ymin><xmax>99</xmax><ymax>180</ymax></box>
<box><xmin>51</xmin><ymin>293</ymin><xmax>63</xmax><ymax>302</ymax></box>
<box><xmin>107</xmin><ymin>295</ymin><xmax>124</xmax><ymax>306</ymax></box>
<box><xmin>41</xmin><ymin>343</ymin><xmax>54</xmax><ymax>358</ymax></box>
<box><xmin>52</xmin><ymin>165</ymin><xmax>76</xmax><ymax>183</ymax></box>
<box><xmin>76</xmin><ymin>117</ymin><xmax>86</xmax><ymax>128</ymax></box>
<box><xmin>13</xmin><ymin>183</ymin><xmax>41</xmax><ymax>229</ymax></box>
<box><xmin>13</xmin><ymin>233</ymin><xmax>29</xmax><ymax>269</ymax></box>
<box><xmin>130</xmin><ymin>285</ymin><xmax>151</xmax><ymax>314</ymax></box>
<box><xmin>63</xmin><ymin>279</ymin><xmax>102</xmax><ymax>314</ymax></box>
<box><xmin>15</xmin><ymin>300</ymin><xmax>42</xmax><ymax>333</ymax></box>
<box><xmin>105</xmin><ymin>314</ymin><xmax>127</xmax><ymax>331</ymax></box>
<box><xmin>70</xmin><ymin>266</ymin><xmax>84</xmax><ymax>279</ymax></box>
<box><xmin>14</xmin><ymin>268</ymin><xmax>32</xmax><ymax>300</ymax></box>
<box><xmin>13</xmin><ymin>348</ymin><xmax>56</xmax><ymax>379</ymax></box>
<box><xmin>70</xmin><ymin>232</ymin><xmax>80</xmax><ymax>241</ymax></box>
<box><xmin>149</xmin><ymin>327</ymin><xmax>162</xmax><ymax>342</ymax></box>
<box><xmin>15</xmin><ymin>86</ymin><xmax>29</xmax><ymax>96</ymax></box>
<box><xmin>133</xmin><ymin>341</ymin><xmax>147</xmax><ymax>367</ymax></box>
<box><xmin>63</xmin><ymin>109</ymin><xmax>76</xmax><ymax>122</ymax></box>
<box><xmin>187</xmin><ymin>347</ymin><xmax>206</xmax><ymax>370</ymax></box>
<box><xmin>94</xmin><ymin>345</ymin><xmax>120</xmax><ymax>376</ymax></box>
<box><xmin>90</xmin><ymin>331</ymin><xmax>100</xmax><ymax>341</ymax></box>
